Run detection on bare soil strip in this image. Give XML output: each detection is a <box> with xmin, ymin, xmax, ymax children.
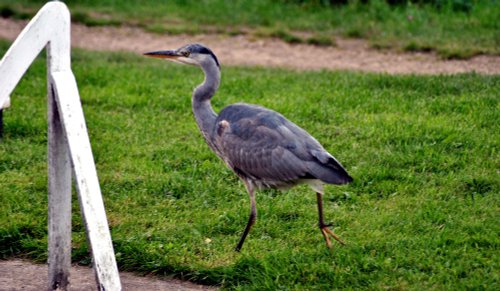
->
<box><xmin>1</xmin><ymin>17</ymin><xmax>499</xmax><ymax>75</ymax></box>
<box><xmin>0</xmin><ymin>259</ymin><xmax>216</xmax><ymax>291</ymax></box>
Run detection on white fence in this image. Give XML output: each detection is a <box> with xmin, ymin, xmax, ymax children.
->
<box><xmin>0</xmin><ymin>2</ymin><xmax>121</xmax><ymax>290</ymax></box>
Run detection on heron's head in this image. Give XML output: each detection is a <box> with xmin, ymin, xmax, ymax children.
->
<box><xmin>144</xmin><ymin>43</ymin><xmax>220</xmax><ymax>68</ymax></box>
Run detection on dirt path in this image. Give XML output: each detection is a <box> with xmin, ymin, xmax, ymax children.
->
<box><xmin>1</xmin><ymin>17</ymin><xmax>499</xmax><ymax>75</ymax></box>
<box><xmin>0</xmin><ymin>259</ymin><xmax>216</xmax><ymax>291</ymax></box>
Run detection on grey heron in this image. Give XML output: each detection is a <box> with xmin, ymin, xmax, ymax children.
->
<box><xmin>144</xmin><ymin>44</ymin><xmax>353</xmax><ymax>251</ymax></box>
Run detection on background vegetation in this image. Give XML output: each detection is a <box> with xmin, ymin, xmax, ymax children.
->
<box><xmin>0</xmin><ymin>40</ymin><xmax>498</xmax><ymax>289</ymax></box>
<box><xmin>0</xmin><ymin>0</ymin><xmax>499</xmax><ymax>58</ymax></box>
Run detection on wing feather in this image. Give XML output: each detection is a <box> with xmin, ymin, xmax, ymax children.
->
<box><xmin>212</xmin><ymin>103</ymin><xmax>352</xmax><ymax>186</ymax></box>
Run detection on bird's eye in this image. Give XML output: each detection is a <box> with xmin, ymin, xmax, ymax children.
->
<box><xmin>182</xmin><ymin>51</ymin><xmax>190</xmax><ymax>57</ymax></box>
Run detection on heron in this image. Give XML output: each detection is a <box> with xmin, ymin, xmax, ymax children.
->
<box><xmin>144</xmin><ymin>44</ymin><xmax>353</xmax><ymax>251</ymax></box>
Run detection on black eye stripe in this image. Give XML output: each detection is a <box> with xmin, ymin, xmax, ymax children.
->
<box><xmin>183</xmin><ymin>44</ymin><xmax>220</xmax><ymax>67</ymax></box>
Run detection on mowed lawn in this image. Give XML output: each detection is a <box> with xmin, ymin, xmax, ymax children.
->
<box><xmin>0</xmin><ymin>45</ymin><xmax>499</xmax><ymax>289</ymax></box>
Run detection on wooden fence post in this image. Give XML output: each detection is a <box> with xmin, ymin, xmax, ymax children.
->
<box><xmin>47</xmin><ymin>80</ymin><xmax>72</xmax><ymax>290</ymax></box>
<box><xmin>46</xmin><ymin>4</ymin><xmax>73</xmax><ymax>289</ymax></box>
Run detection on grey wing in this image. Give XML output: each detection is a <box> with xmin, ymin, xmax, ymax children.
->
<box><xmin>215</xmin><ymin>120</ymin><xmax>309</xmax><ymax>188</ymax></box>
<box><xmin>213</xmin><ymin>104</ymin><xmax>352</xmax><ymax>187</ymax></box>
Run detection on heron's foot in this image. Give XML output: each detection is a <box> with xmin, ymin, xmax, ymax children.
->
<box><xmin>319</xmin><ymin>224</ymin><xmax>345</xmax><ymax>248</ymax></box>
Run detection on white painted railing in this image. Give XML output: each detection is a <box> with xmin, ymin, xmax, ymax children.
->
<box><xmin>0</xmin><ymin>2</ymin><xmax>121</xmax><ymax>290</ymax></box>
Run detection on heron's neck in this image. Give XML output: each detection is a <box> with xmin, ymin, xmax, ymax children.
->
<box><xmin>192</xmin><ymin>62</ymin><xmax>220</xmax><ymax>142</ymax></box>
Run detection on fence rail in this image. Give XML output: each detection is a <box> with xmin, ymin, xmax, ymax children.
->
<box><xmin>0</xmin><ymin>2</ymin><xmax>121</xmax><ymax>290</ymax></box>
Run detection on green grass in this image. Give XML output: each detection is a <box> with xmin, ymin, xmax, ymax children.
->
<box><xmin>0</xmin><ymin>42</ymin><xmax>499</xmax><ymax>289</ymax></box>
<box><xmin>1</xmin><ymin>0</ymin><xmax>499</xmax><ymax>59</ymax></box>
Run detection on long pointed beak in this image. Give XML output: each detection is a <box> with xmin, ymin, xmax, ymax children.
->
<box><xmin>143</xmin><ymin>50</ymin><xmax>181</xmax><ymax>59</ymax></box>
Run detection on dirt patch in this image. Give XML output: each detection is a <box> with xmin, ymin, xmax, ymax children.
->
<box><xmin>1</xmin><ymin>17</ymin><xmax>499</xmax><ymax>75</ymax></box>
<box><xmin>0</xmin><ymin>259</ymin><xmax>216</xmax><ymax>291</ymax></box>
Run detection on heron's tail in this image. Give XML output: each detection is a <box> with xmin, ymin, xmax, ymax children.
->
<box><xmin>308</xmin><ymin>150</ymin><xmax>353</xmax><ymax>185</ymax></box>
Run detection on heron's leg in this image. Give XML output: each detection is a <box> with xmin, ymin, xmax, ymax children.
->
<box><xmin>235</xmin><ymin>180</ymin><xmax>257</xmax><ymax>252</ymax></box>
<box><xmin>317</xmin><ymin>192</ymin><xmax>345</xmax><ymax>248</ymax></box>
